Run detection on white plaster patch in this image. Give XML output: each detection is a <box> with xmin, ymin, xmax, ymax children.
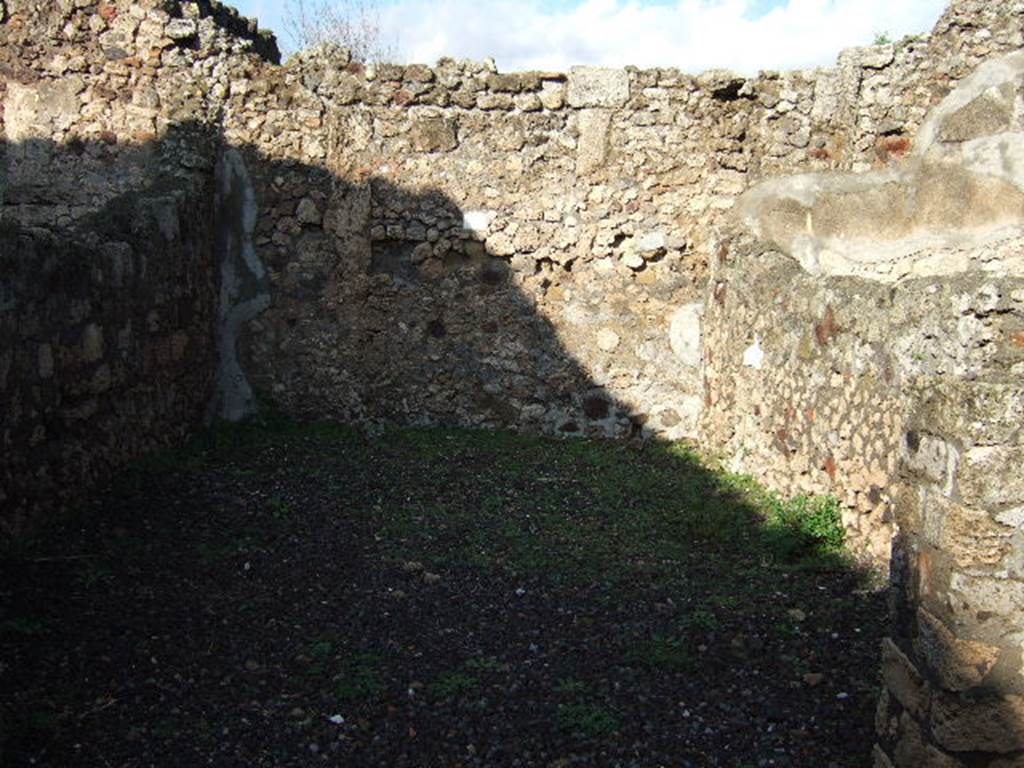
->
<box><xmin>462</xmin><ymin>209</ymin><xmax>497</xmax><ymax>235</ymax></box>
<box><xmin>669</xmin><ymin>302</ymin><xmax>704</xmax><ymax>367</ymax></box>
<box><xmin>742</xmin><ymin>335</ymin><xmax>764</xmax><ymax>369</ymax></box>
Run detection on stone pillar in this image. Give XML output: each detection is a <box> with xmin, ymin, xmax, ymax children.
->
<box><xmin>876</xmin><ymin>375</ymin><xmax>1024</xmax><ymax>767</ymax></box>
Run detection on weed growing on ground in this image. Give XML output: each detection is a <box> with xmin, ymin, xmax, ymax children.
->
<box><xmin>629</xmin><ymin>635</ymin><xmax>695</xmax><ymax>672</ymax></box>
<box><xmin>429</xmin><ymin>671</ymin><xmax>480</xmax><ymax>698</ymax></box>
<box><xmin>557</xmin><ymin>702</ymin><xmax>621</xmax><ymax>736</ymax></box>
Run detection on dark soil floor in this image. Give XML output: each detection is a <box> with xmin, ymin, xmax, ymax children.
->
<box><xmin>0</xmin><ymin>422</ymin><xmax>887</xmax><ymax>768</ymax></box>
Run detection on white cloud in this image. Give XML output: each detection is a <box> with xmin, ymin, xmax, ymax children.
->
<box><xmin>374</xmin><ymin>0</ymin><xmax>948</xmax><ymax>74</ymax></box>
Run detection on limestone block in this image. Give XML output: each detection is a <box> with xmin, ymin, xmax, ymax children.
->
<box><xmin>567</xmin><ymin>67</ymin><xmax>629</xmax><ymax>109</ymax></box>
<box><xmin>538</xmin><ymin>81</ymin><xmax>566</xmax><ymax>110</ymax></box>
<box><xmin>38</xmin><ymin>344</ymin><xmax>53</xmax><ymax>380</ymax></box>
<box><xmin>948</xmin><ymin>573</ymin><xmax>1024</xmax><ymax>634</ymax></box>
<box><xmin>931</xmin><ymin>691</ymin><xmax>1024</xmax><ymax>753</ymax></box>
<box><xmin>922</xmin><ymin>492</ymin><xmax>1013</xmax><ymax>568</ymax></box>
<box><xmin>165</xmin><ymin>18</ymin><xmax>198</xmax><ymax>41</ymax></box>
<box><xmin>409</xmin><ymin>117</ymin><xmax>458</xmax><ymax>152</ymax></box>
<box><xmin>575</xmin><ymin>109</ymin><xmax>611</xmax><ymax>175</ymax></box>
<box><xmin>903</xmin><ymin>433</ymin><xmax>959</xmax><ymax>496</ymax></box>
<box><xmin>916</xmin><ymin>608</ymin><xmax>1000</xmax><ymax>691</ymax></box>
<box><xmin>959</xmin><ymin>446</ymin><xmax>1024</xmax><ymax>508</ymax></box>
<box><xmin>872</xmin><ymin>745</ymin><xmax>896</xmax><ymax>768</ymax></box>
<box><xmin>938</xmin><ymin>83</ymin><xmax>1015</xmax><ymax>143</ymax></box>
<box><xmin>82</xmin><ymin>324</ymin><xmax>105</xmax><ymax>364</ymax></box>
<box><xmin>915</xmin><ymin>379</ymin><xmax>1024</xmax><ymax>448</ymax></box>
<box><xmin>894</xmin><ymin>713</ymin><xmax>965</xmax><ymax>767</ymax></box>
<box><xmin>881</xmin><ymin>638</ymin><xmax>928</xmax><ymax>716</ymax></box>
<box><xmin>295</xmin><ymin>198</ymin><xmax>321</xmax><ymax>226</ymax></box>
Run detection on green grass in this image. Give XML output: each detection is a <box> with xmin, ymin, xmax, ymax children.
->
<box><xmin>554</xmin><ymin>678</ymin><xmax>589</xmax><ymax>695</ymax></box>
<box><xmin>628</xmin><ymin>635</ymin><xmax>696</xmax><ymax>673</ymax></box>
<box><xmin>0</xmin><ymin>617</ymin><xmax>48</xmax><ymax>637</ymax></box>
<box><xmin>429</xmin><ymin>671</ymin><xmax>480</xmax><ymax>698</ymax></box>
<box><xmin>760</xmin><ymin>493</ymin><xmax>846</xmax><ymax>567</ymax></box>
<box><xmin>556</xmin><ymin>702</ymin><xmax>621</xmax><ymax>736</ymax></box>
<box><xmin>335</xmin><ymin>654</ymin><xmax>385</xmax><ymax>702</ymax></box>
<box><xmin>117</xmin><ymin>415</ymin><xmax>854</xmax><ymax>596</ymax></box>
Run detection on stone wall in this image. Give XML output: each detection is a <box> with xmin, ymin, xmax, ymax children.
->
<box><xmin>0</xmin><ymin>159</ymin><xmax>219</xmax><ymax>537</ymax></box>
<box><xmin>0</xmin><ymin>0</ymin><xmax>256</xmax><ymax>537</ymax></box>
<box><xmin>3</xmin><ymin>0</ymin><xmax>1024</xmax><ymax>549</ymax></box>
<box><xmin>722</xmin><ymin>46</ymin><xmax>1024</xmax><ymax>766</ymax></box>
<box><xmin>5</xmin><ymin>1</ymin><xmax>1024</xmax><ymax>766</ymax></box>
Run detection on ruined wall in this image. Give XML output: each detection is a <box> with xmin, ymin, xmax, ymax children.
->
<box><xmin>0</xmin><ymin>0</ymin><xmax>274</xmax><ymax>537</ymax></box>
<box><xmin>4</xmin><ymin>0</ymin><xmax>1024</xmax><ymax>548</ymax></box>
<box><xmin>707</xmin><ymin>47</ymin><xmax>1024</xmax><ymax>561</ymax></box>
<box><xmin>0</xmin><ymin>179</ymin><xmax>219</xmax><ymax>536</ymax></box>
<box><xmin>719</xmin><ymin>47</ymin><xmax>1024</xmax><ymax>767</ymax></box>
<box><xmin>5</xmin><ymin>2</ymin><xmax>1024</xmax><ymax>766</ymax></box>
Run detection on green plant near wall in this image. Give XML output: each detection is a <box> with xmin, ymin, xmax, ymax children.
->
<box><xmin>761</xmin><ymin>494</ymin><xmax>846</xmax><ymax>566</ymax></box>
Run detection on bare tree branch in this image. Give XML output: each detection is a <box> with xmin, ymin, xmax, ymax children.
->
<box><xmin>282</xmin><ymin>0</ymin><xmax>398</xmax><ymax>62</ymax></box>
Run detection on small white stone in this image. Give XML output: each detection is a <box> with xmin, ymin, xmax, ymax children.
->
<box><xmin>597</xmin><ymin>329</ymin><xmax>621</xmax><ymax>352</ymax></box>
<box><xmin>622</xmin><ymin>250</ymin><xmax>645</xmax><ymax>270</ymax></box>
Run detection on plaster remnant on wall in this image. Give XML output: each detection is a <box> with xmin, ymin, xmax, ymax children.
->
<box><xmin>210</xmin><ymin>148</ymin><xmax>270</xmax><ymax>423</ymax></box>
<box><xmin>742</xmin><ymin>335</ymin><xmax>764</xmax><ymax>369</ymax></box>
<box><xmin>567</xmin><ymin>66</ymin><xmax>630</xmax><ymax>108</ymax></box>
<box><xmin>462</xmin><ymin>209</ymin><xmax>496</xmax><ymax>236</ymax></box>
<box><xmin>735</xmin><ymin>51</ymin><xmax>1024</xmax><ymax>283</ymax></box>
<box><xmin>669</xmin><ymin>302</ymin><xmax>704</xmax><ymax>368</ymax></box>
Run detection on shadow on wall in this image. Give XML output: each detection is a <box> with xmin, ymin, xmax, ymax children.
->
<box><xmin>2</xmin><ymin>122</ymin><xmax>651</xmax><ymax>540</ymax></box>
<box><xmin>229</xmin><ymin>140</ymin><xmax>659</xmax><ymax>442</ymax></box>
<box><xmin>0</xmin><ymin>123</ymin><xmax>891</xmax><ymax>768</ymax></box>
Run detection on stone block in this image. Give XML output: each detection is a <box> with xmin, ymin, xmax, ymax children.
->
<box><xmin>82</xmin><ymin>324</ymin><xmax>105</xmax><ymax>364</ymax></box>
<box><xmin>915</xmin><ymin>378</ymin><xmax>1024</xmax><ymax>451</ymax></box>
<box><xmin>881</xmin><ymin>638</ymin><xmax>928</xmax><ymax>716</ymax></box>
<box><xmin>915</xmin><ymin>608</ymin><xmax>1000</xmax><ymax>692</ymax></box>
<box><xmin>165</xmin><ymin>18</ymin><xmax>198</xmax><ymax>41</ymax></box>
<box><xmin>568</xmin><ymin>67</ymin><xmax>629</xmax><ymax>108</ymax></box>
<box><xmin>948</xmin><ymin>573</ymin><xmax>1024</xmax><ymax>633</ymax></box>
<box><xmin>931</xmin><ymin>691</ymin><xmax>1024</xmax><ymax>753</ymax></box>
<box><xmin>538</xmin><ymin>81</ymin><xmax>566</xmax><ymax>110</ymax></box>
<box><xmin>959</xmin><ymin>446</ymin><xmax>1024</xmax><ymax>508</ymax></box>
<box><xmin>669</xmin><ymin>302</ymin><xmax>704</xmax><ymax>368</ymax></box>
<box><xmin>872</xmin><ymin>745</ymin><xmax>895</xmax><ymax>768</ymax></box>
<box><xmin>903</xmin><ymin>432</ymin><xmax>958</xmax><ymax>496</ymax></box>
<box><xmin>921</xmin><ymin>491</ymin><xmax>1013</xmax><ymax>569</ymax></box>
<box><xmin>409</xmin><ymin>117</ymin><xmax>458</xmax><ymax>152</ymax></box>
<box><xmin>894</xmin><ymin>712</ymin><xmax>965</xmax><ymax>767</ymax></box>
<box><xmin>938</xmin><ymin>83</ymin><xmax>1015</xmax><ymax>143</ymax></box>
<box><xmin>575</xmin><ymin>109</ymin><xmax>612</xmax><ymax>175</ymax></box>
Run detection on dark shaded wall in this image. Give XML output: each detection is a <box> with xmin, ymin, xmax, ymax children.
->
<box><xmin>0</xmin><ymin>147</ymin><xmax>219</xmax><ymax>538</ymax></box>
